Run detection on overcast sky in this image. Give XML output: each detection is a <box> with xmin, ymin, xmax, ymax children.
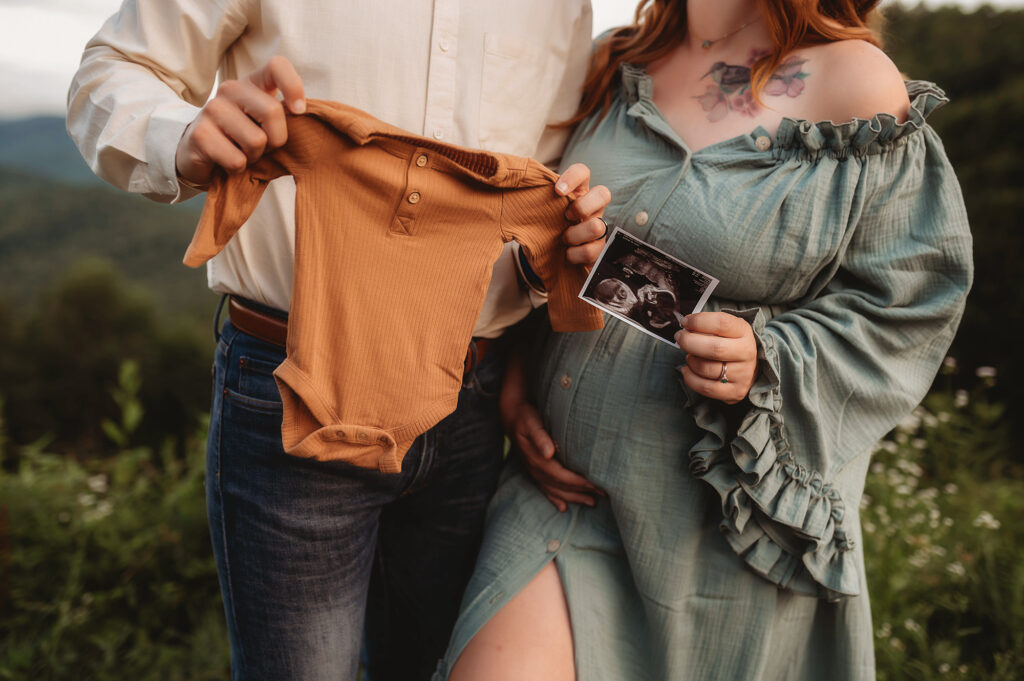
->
<box><xmin>0</xmin><ymin>0</ymin><xmax>1019</xmax><ymax>118</ymax></box>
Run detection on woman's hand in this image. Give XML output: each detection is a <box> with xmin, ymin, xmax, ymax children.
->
<box><xmin>501</xmin><ymin>349</ymin><xmax>604</xmax><ymax>512</ymax></box>
<box><xmin>675</xmin><ymin>312</ymin><xmax>758</xmax><ymax>404</ymax></box>
<box><xmin>554</xmin><ymin>163</ymin><xmax>611</xmax><ymax>266</ymax></box>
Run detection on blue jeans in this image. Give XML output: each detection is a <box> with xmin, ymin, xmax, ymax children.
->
<box><xmin>206</xmin><ymin>318</ymin><xmax>507</xmax><ymax>681</ymax></box>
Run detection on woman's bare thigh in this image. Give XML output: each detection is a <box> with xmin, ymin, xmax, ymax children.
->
<box><xmin>449</xmin><ymin>561</ymin><xmax>575</xmax><ymax>681</ymax></box>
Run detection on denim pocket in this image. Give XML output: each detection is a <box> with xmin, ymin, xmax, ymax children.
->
<box><xmin>226</xmin><ymin>355</ymin><xmax>283</xmax><ymax>413</ymax></box>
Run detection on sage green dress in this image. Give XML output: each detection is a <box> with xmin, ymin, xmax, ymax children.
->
<box><xmin>434</xmin><ymin>67</ymin><xmax>973</xmax><ymax>681</ymax></box>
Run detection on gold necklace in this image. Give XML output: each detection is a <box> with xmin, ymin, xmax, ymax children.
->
<box><xmin>698</xmin><ymin>16</ymin><xmax>761</xmax><ymax>49</ymax></box>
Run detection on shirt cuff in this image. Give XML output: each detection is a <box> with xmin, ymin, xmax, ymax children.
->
<box><xmin>138</xmin><ymin>103</ymin><xmax>204</xmax><ymax>203</ymax></box>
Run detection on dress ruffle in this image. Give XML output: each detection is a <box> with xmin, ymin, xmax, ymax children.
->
<box><xmin>683</xmin><ymin>308</ymin><xmax>859</xmax><ymax>601</ymax></box>
<box><xmin>772</xmin><ymin>80</ymin><xmax>948</xmax><ymax>160</ymax></box>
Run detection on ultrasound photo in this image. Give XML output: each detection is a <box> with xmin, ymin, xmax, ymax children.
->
<box><xmin>579</xmin><ymin>227</ymin><xmax>719</xmax><ymax>345</ymax></box>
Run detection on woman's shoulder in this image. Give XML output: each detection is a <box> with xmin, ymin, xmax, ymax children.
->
<box><xmin>799</xmin><ymin>39</ymin><xmax>911</xmax><ymax>124</ymax></box>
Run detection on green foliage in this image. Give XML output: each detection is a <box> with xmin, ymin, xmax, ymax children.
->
<box><xmin>101</xmin><ymin>360</ymin><xmax>144</xmax><ymax>449</ymax></box>
<box><xmin>0</xmin><ymin>260</ymin><xmax>211</xmax><ymax>458</ymax></box>
<box><xmin>864</xmin><ymin>372</ymin><xmax>1024</xmax><ymax>681</ymax></box>
<box><xmin>0</xmin><ymin>368</ymin><xmax>228</xmax><ymax>680</ymax></box>
<box><xmin>883</xmin><ymin>4</ymin><xmax>1024</xmax><ymax>453</ymax></box>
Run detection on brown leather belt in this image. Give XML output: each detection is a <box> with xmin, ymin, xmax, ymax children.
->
<box><xmin>228</xmin><ymin>296</ymin><xmax>496</xmax><ymax>375</ymax></box>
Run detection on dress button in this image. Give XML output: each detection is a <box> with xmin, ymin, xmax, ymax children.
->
<box><xmin>559</xmin><ymin>374</ymin><xmax>572</xmax><ymax>390</ymax></box>
<box><xmin>755</xmin><ymin>135</ymin><xmax>772</xmax><ymax>151</ymax></box>
<box><xmin>546</xmin><ymin>539</ymin><xmax>561</xmax><ymax>553</ymax></box>
<box><xmin>433</xmin><ymin>128</ymin><xmax>444</xmax><ymax>140</ymax></box>
<box><xmin>635</xmin><ymin>210</ymin><xmax>649</xmax><ymax>226</ymax></box>
<box><xmin>415</xmin><ymin>154</ymin><xmax>428</xmax><ymax>167</ymax></box>
<box><xmin>408</xmin><ymin>191</ymin><xmax>421</xmax><ymax>204</ymax></box>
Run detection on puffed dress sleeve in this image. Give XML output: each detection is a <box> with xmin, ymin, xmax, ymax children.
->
<box><xmin>685</xmin><ymin>82</ymin><xmax>974</xmax><ymax>600</ymax></box>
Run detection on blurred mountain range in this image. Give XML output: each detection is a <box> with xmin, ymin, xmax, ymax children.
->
<box><xmin>0</xmin><ymin>117</ymin><xmax>210</xmax><ymax>323</ymax></box>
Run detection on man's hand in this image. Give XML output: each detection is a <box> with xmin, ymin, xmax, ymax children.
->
<box><xmin>554</xmin><ymin>163</ymin><xmax>611</xmax><ymax>266</ymax></box>
<box><xmin>175</xmin><ymin>56</ymin><xmax>306</xmax><ymax>187</ymax></box>
<box><xmin>501</xmin><ymin>350</ymin><xmax>603</xmax><ymax>512</ymax></box>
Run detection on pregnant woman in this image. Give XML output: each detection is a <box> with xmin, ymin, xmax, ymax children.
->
<box><xmin>436</xmin><ymin>0</ymin><xmax>972</xmax><ymax>679</ymax></box>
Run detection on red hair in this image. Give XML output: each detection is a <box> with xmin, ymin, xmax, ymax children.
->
<box><xmin>564</xmin><ymin>0</ymin><xmax>882</xmax><ymax>126</ymax></box>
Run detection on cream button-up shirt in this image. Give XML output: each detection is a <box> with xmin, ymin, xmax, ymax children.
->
<box><xmin>67</xmin><ymin>0</ymin><xmax>593</xmax><ymax>338</ymax></box>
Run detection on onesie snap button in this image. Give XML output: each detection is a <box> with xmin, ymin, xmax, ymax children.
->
<box><xmin>416</xmin><ymin>154</ymin><xmax>428</xmax><ymax>167</ymax></box>
<box><xmin>635</xmin><ymin>210</ymin><xmax>649</xmax><ymax>226</ymax></box>
<box><xmin>408</xmin><ymin>191</ymin><xmax>421</xmax><ymax>204</ymax></box>
<box><xmin>546</xmin><ymin>539</ymin><xmax>561</xmax><ymax>553</ymax></box>
<box><xmin>560</xmin><ymin>373</ymin><xmax>572</xmax><ymax>390</ymax></box>
<box><xmin>755</xmin><ymin>135</ymin><xmax>772</xmax><ymax>151</ymax></box>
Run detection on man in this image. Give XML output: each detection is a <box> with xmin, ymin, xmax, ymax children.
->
<box><xmin>67</xmin><ymin>2</ymin><xmax>608</xmax><ymax>680</ymax></box>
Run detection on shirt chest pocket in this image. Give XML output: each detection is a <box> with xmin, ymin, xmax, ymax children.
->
<box><xmin>478</xmin><ymin>33</ymin><xmax>562</xmax><ymax>157</ymax></box>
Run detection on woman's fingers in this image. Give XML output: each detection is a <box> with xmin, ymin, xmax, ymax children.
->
<box><xmin>682</xmin><ymin>311</ymin><xmax>750</xmax><ymax>339</ymax></box>
<box><xmin>675</xmin><ymin>312</ymin><xmax>758</xmax><ymax>403</ymax></box>
<box><xmin>554</xmin><ymin>162</ymin><xmax>590</xmax><ymax>199</ymax></box>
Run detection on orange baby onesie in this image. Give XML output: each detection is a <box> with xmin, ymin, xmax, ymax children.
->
<box><xmin>184</xmin><ymin>99</ymin><xmax>604</xmax><ymax>472</ymax></box>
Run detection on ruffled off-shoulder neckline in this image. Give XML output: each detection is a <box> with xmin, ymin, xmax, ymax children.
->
<box><xmin>620</xmin><ymin>64</ymin><xmax>949</xmax><ymax>159</ymax></box>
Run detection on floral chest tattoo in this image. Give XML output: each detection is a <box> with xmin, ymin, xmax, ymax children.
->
<box><xmin>695</xmin><ymin>49</ymin><xmax>809</xmax><ymax>122</ymax></box>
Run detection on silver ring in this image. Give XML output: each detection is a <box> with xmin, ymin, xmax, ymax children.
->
<box><xmin>596</xmin><ymin>216</ymin><xmax>609</xmax><ymax>240</ymax></box>
<box><xmin>718</xmin><ymin>361</ymin><xmax>728</xmax><ymax>384</ymax></box>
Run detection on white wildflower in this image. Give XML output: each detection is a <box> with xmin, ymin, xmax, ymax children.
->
<box><xmin>975</xmin><ymin>366</ymin><xmax>997</xmax><ymax>378</ymax></box>
<box><xmin>899</xmin><ymin>412</ymin><xmax>921</xmax><ymax>433</ymax></box>
<box><xmin>908</xmin><ymin>551</ymin><xmax>930</xmax><ymax>568</ymax></box>
<box><xmin>890</xmin><ymin>637</ymin><xmax>905</xmax><ymax>651</ymax></box>
<box><xmin>86</xmin><ymin>474</ymin><xmax>108</xmax><ymax>494</ymax></box>
<box><xmin>937</xmin><ymin>411</ymin><xmax>951</xmax><ymax>423</ymax></box>
<box><xmin>943</xmin><ymin>483</ymin><xmax>959</xmax><ymax>495</ymax></box>
<box><xmin>863</xmin><ymin>522</ymin><xmax>876</xmax><ymax>534</ymax></box>
<box><xmin>877</xmin><ymin>622</ymin><xmax>892</xmax><ymax>638</ymax></box>
<box><xmin>76</xmin><ymin>493</ymin><xmax>96</xmax><ymax>507</ymax></box>
<box><xmin>904</xmin><ymin>619</ymin><xmax>922</xmax><ymax>633</ymax></box>
<box><xmin>871</xmin><ymin>462</ymin><xmax>884</xmax><ymax>474</ymax></box>
<box><xmin>882</xmin><ymin>440</ymin><xmax>899</xmax><ymax>454</ymax></box>
<box><xmin>943</xmin><ymin>356</ymin><xmax>957</xmax><ymax>370</ymax></box>
<box><xmin>972</xmin><ymin>511</ymin><xmax>1001</xmax><ymax>530</ymax></box>
<box><xmin>84</xmin><ymin>499</ymin><xmax>114</xmax><ymax>523</ymax></box>
<box><xmin>922</xmin><ymin>413</ymin><xmax>939</xmax><ymax>428</ymax></box>
<box><xmin>896</xmin><ymin>484</ymin><xmax>913</xmax><ymax>496</ymax></box>
<box><xmin>938</xmin><ymin>663</ymin><xmax>950</xmax><ymax>673</ymax></box>
<box><xmin>943</xmin><ymin>517</ymin><xmax>954</xmax><ymax>527</ymax></box>
<box><xmin>912</xmin><ymin>438</ymin><xmax>927</xmax><ymax>450</ymax></box>
<box><xmin>946</xmin><ymin>561</ymin><xmax>966</xmax><ymax>577</ymax></box>
<box><xmin>954</xmin><ymin>390</ymin><xmax>969</xmax><ymax>408</ymax></box>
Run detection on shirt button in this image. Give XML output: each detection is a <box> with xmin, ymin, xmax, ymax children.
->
<box><xmin>635</xmin><ymin>210</ymin><xmax>649</xmax><ymax>226</ymax></box>
<box><xmin>546</xmin><ymin>539</ymin><xmax>561</xmax><ymax>553</ymax></box>
<box><xmin>755</xmin><ymin>135</ymin><xmax>772</xmax><ymax>151</ymax></box>
<box><xmin>415</xmin><ymin>154</ymin><xmax>428</xmax><ymax>167</ymax></box>
<box><xmin>560</xmin><ymin>374</ymin><xmax>572</xmax><ymax>390</ymax></box>
<box><xmin>408</xmin><ymin>191</ymin><xmax>421</xmax><ymax>204</ymax></box>
<box><xmin>439</xmin><ymin>36</ymin><xmax>451</xmax><ymax>52</ymax></box>
<box><xmin>432</xmin><ymin>128</ymin><xmax>444</xmax><ymax>140</ymax></box>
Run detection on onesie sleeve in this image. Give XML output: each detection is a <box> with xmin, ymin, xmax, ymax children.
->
<box><xmin>182</xmin><ymin>115</ymin><xmax>324</xmax><ymax>267</ymax></box>
<box><xmin>500</xmin><ymin>162</ymin><xmax>604</xmax><ymax>332</ymax></box>
<box><xmin>685</xmin><ymin>102</ymin><xmax>973</xmax><ymax>600</ymax></box>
